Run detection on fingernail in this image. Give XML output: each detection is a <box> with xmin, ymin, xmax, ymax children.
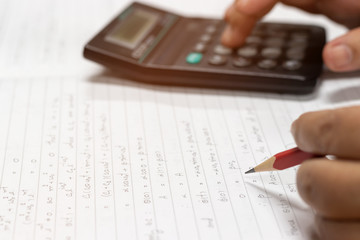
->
<box><xmin>329</xmin><ymin>44</ymin><xmax>353</xmax><ymax>68</ymax></box>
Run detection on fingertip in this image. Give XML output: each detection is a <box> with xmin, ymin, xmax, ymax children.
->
<box><xmin>323</xmin><ymin>42</ymin><xmax>354</xmax><ymax>72</ymax></box>
<box><xmin>291</xmin><ymin>112</ymin><xmax>317</xmax><ymax>153</ymax></box>
<box><xmin>221</xmin><ymin>25</ymin><xmax>246</xmax><ymax>48</ymax></box>
<box><xmin>291</xmin><ymin>110</ymin><xmax>338</xmax><ymax>155</ymax></box>
<box><xmin>323</xmin><ymin>27</ymin><xmax>360</xmax><ymax>72</ymax></box>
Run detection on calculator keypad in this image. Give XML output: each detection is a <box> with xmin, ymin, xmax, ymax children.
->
<box><xmin>186</xmin><ymin>22</ymin><xmax>312</xmax><ymax>72</ymax></box>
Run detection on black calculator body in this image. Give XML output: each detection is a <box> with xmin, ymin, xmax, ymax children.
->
<box><xmin>84</xmin><ymin>2</ymin><xmax>326</xmax><ymax>94</ymax></box>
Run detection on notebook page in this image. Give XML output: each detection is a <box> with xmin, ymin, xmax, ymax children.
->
<box><xmin>1</xmin><ymin>75</ymin><xmax>359</xmax><ymax>240</ymax></box>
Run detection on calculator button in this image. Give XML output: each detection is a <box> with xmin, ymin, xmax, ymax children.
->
<box><xmin>291</xmin><ymin>31</ymin><xmax>309</xmax><ymax>40</ymax></box>
<box><xmin>286</xmin><ymin>47</ymin><xmax>305</xmax><ymax>60</ymax></box>
<box><xmin>186</xmin><ymin>52</ymin><xmax>203</xmax><ymax>64</ymax></box>
<box><xmin>193</xmin><ymin>43</ymin><xmax>206</xmax><ymax>53</ymax></box>
<box><xmin>266</xmin><ymin>29</ymin><xmax>287</xmax><ymax>38</ymax></box>
<box><xmin>264</xmin><ymin>37</ymin><xmax>285</xmax><ymax>47</ymax></box>
<box><xmin>246</xmin><ymin>36</ymin><xmax>262</xmax><ymax>45</ymax></box>
<box><xmin>282</xmin><ymin>60</ymin><xmax>302</xmax><ymax>70</ymax></box>
<box><xmin>237</xmin><ymin>46</ymin><xmax>258</xmax><ymax>58</ymax></box>
<box><xmin>206</xmin><ymin>25</ymin><xmax>217</xmax><ymax>34</ymax></box>
<box><xmin>288</xmin><ymin>40</ymin><xmax>308</xmax><ymax>48</ymax></box>
<box><xmin>208</xmin><ymin>55</ymin><xmax>227</xmax><ymax>65</ymax></box>
<box><xmin>214</xmin><ymin>45</ymin><xmax>232</xmax><ymax>55</ymax></box>
<box><xmin>200</xmin><ymin>34</ymin><xmax>212</xmax><ymax>42</ymax></box>
<box><xmin>261</xmin><ymin>47</ymin><xmax>282</xmax><ymax>59</ymax></box>
<box><xmin>233</xmin><ymin>57</ymin><xmax>252</xmax><ymax>68</ymax></box>
<box><xmin>257</xmin><ymin>59</ymin><xmax>277</xmax><ymax>69</ymax></box>
<box><xmin>289</xmin><ymin>37</ymin><xmax>308</xmax><ymax>45</ymax></box>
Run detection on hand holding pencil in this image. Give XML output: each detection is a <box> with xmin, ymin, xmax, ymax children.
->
<box><xmin>271</xmin><ymin>106</ymin><xmax>360</xmax><ymax>240</ymax></box>
<box><xmin>244</xmin><ymin>106</ymin><xmax>360</xmax><ymax>239</ymax></box>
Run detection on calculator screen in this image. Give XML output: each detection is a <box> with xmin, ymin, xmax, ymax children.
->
<box><xmin>105</xmin><ymin>9</ymin><xmax>158</xmax><ymax>49</ymax></box>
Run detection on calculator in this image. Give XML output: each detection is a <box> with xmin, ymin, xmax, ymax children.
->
<box><xmin>83</xmin><ymin>2</ymin><xmax>326</xmax><ymax>94</ymax></box>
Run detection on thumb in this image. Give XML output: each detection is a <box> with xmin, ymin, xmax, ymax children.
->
<box><xmin>323</xmin><ymin>27</ymin><xmax>360</xmax><ymax>72</ymax></box>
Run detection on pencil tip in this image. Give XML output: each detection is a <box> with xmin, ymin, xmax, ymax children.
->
<box><xmin>245</xmin><ymin>168</ymin><xmax>255</xmax><ymax>174</ymax></box>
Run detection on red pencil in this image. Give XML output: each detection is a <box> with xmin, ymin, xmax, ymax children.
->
<box><xmin>245</xmin><ymin>147</ymin><xmax>318</xmax><ymax>174</ymax></box>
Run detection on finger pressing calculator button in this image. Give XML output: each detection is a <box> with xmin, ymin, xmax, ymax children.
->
<box><xmin>286</xmin><ymin>47</ymin><xmax>305</xmax><ymax>60</ymax></box>
<box><xmin>208</xmin><ymin>55</ymin><xmax>227</xmax><ymax>65</ymax></box>
<box><xmin>186</xmin><ymin>53</ymin><xmax>203</xmax><ymax>64</ymax></box>
<box><xmin>214</xmin><ymin>45</ymin><xmax>232</xmax><ymax>55</ymax></box>
<box><xmin>261</xmin><ymin>47</ymin><xmax>282</xmax><ymax>59</ymax></box>
<box><xmin>257</xmin><ymin>59</ymin><xmax>277</xmax><ymax>69</ymax></box>
<box><xmin>233</xmin><ymin>57</ymin><xmax>252</xmax><ymax>68</ymax></box>
<box><xmin>282</xmin><ymin>60</ymin><xmax>302</xmax><ymax>70</ymax></box>
<box><xmin>237</xmin><ymin>46</ymin><xmax>258</xmax><ymax>58</ymax></box>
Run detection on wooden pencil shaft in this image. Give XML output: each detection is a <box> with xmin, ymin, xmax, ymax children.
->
<box><xmin>249</xmin><ymin>147</ymin><xmax>318</xmax><ymax>174</ymax></box>
<box><xmin>254</xmin><ymin>156</ymin><xmax>276</xmax><ymax>172</ymax></box>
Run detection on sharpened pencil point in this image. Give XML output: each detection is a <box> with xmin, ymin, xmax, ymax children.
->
<box><xmin>245</xmin><ymin>168</ymin><xmax>255</xmax><ymax>174</ymax></box>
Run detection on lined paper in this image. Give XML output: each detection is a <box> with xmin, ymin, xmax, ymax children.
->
<box><xmin>0</xmin><ymin>75</ymin><xmax>359</xmax><ymax>240</ymax></box>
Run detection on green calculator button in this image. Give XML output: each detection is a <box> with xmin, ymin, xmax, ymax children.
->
<box><xmin>186</xmin><ymin>52</ymin><xmax>203</xmax><ymax>64</ymax></box>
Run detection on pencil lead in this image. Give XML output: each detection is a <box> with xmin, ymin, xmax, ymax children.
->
<box><xmin>245</xmin><ymin>168</ymin><xmax>255</xmax><ymax>174</ymax></box>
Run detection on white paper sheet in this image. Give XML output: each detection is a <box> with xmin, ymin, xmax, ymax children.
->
<box><xmin>0</xmin><ymin>75</ymin><xmax>359</xmax><ymax>240</ymax></box>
